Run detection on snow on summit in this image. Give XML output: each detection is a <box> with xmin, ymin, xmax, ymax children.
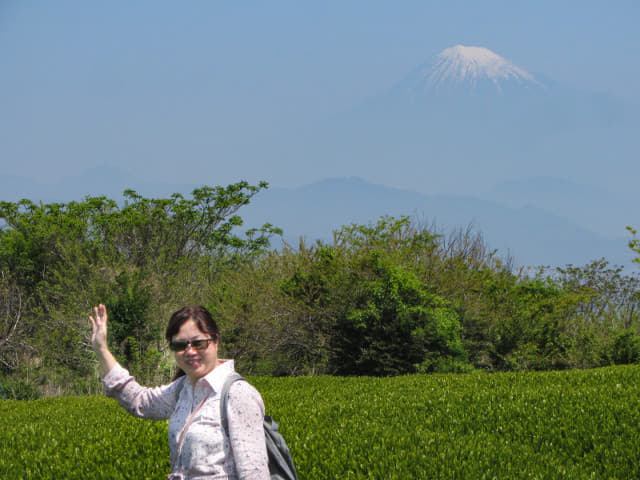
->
<box><xmin>399</xmin><ymin>45</ymin><xmax>544</xmax><ymax>95</ymax></box>
<box><xmin>434</xmin><ymin>46</ymin><xmax>534</xmax><ymax>84</ymax></box>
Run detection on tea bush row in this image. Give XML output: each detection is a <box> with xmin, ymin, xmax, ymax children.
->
<box><xmin>1</xmin><ymin>366</ymin><xmax>639</xmax><ymax>479</ymax></box>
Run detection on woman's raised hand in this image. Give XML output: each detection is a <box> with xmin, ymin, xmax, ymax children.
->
<box><xmin>89</xmin><ymin>303</ymin><xmax>109</xmax><ymax>352</ymax></box>
<box><xmin>89</xmin><ymin>303</ymin><xmax>117</xmax><ymax>374</ymax></box>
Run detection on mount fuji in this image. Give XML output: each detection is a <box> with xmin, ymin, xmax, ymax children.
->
<box><xmin>394</xmin><ymin>45</ymin><xmax>546</xmax><ymax>96</ymax></box>
<box><xmin>286</xmin><ymin>45</ymin><xmax>638</xmax><ymax>197</ymax></box>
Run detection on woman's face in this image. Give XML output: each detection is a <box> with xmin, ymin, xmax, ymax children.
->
<box><xmin>172</xmin><ymin>318</ymin><xmax>219</xmax><ymax>385</ymax></box>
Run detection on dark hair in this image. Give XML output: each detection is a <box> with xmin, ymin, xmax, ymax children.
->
<box><xmin>166</xmin><ymin>306</ymin><xmax>220</xmax><ymax>380</ymax></box>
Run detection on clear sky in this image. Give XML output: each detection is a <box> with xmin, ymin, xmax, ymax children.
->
<box><xmin>1</xmin><ymin>0</ymin><xmax>639</xmax><ymax>190</ymax></box>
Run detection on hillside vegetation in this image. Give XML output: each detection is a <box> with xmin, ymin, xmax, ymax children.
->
<box><xmin>1</xmin><ymin>366</ymin><xmax>639</xmax><ymax>479</ymax></box>
<box><xmin>0</xmin><ymin>182</ymin><xmax>639</xmax><ymax>397</ymax></box>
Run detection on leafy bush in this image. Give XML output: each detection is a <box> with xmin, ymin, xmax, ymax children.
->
<box><xmin>0</xmin><ymin>376</ymin><xmax>41</xmax><ymax>400</ymax></box>
<box><xmin>607</xmin><ymin>330</ymin><xmax>640</xmax><ymax>364</ymax></box>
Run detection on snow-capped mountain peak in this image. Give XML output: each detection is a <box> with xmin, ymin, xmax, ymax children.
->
<box><xmin>399</xmin><ymin>45</ymin><xmax>544</xmax><ymax>95</ymax></box>
<box><xmin>435</xmin><ymin>46</ymin><xmax>533</xmax><ymax>83</ymax></box>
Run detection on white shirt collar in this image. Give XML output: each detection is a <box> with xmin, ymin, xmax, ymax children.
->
<box><xmin>199</xmin><ymin>359</ymin><xmax>235</xmax><ymax>394</ymax></box>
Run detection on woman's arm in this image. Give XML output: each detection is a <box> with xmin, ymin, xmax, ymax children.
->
<box><xmin>89</xmin><ymin>303</ymin><xmax>117</xmax><ymax>375</ymax></box>
<box><xmin>226</xmin><ymin>382</ymin><xmax>270</xmax><ymax>480</ymax></box>
<box><xmin>104</xmin><ymin>365</ymin><xmax>183</xmax><ymax>420</ymax></box>
<box><xmin>90</xmin><ymin>303</ymin><xmax>180</xmax><ymax>420</ymax></box>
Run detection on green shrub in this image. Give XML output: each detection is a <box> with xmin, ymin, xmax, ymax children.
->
<box><xmin>608</xmin><ymin>330</ymin><xmax>640</xmax><ymax>364</ymax></box>
<box><xmin>0</xmin><ymin>376</ymin><xmax>41</xmax><ymax>400</ymax></box>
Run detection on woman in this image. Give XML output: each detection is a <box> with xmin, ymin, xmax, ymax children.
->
<box><xmin>90</xmin><ymin>304</ymin><xmax>269</xmax><ymax>480</ymax></box>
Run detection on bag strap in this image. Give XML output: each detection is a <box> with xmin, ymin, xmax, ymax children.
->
<box><xmin>220</xmin><ymin>373</ymin><xmax>245</xmax><ymax>435</ymax></box>
<box><xmin>220</xmin><ymin>373</ymin><xmax>299</xmax><ymax>480</ymax></box>
<box><xmin>172</xmin><ymin>378</ymin><xmax>212</xmax><ymax>473</ymax></box>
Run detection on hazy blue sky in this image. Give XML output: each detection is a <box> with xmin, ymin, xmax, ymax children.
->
<box><xmin>2</xmin><ymin>1</ymin><xmax>639</xmax><ymax>190</ymax></box>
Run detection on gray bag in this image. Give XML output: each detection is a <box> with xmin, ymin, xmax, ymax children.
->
<box><xmin>221</xmin><ymin>373</ymin><xmax>299</xmax><ymax>480</ymax></box>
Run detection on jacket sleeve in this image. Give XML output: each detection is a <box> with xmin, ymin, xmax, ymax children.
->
<box><xmin>103</xmin><ymin>363</ymin><xmax>182</xmax><ymax>420</ymax></box>
<box><xmin>226</xmin><ymin>381</ymin><xmax>270</xmax><ymax>480</ymax></box>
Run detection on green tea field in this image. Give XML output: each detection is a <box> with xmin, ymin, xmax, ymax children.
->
<box><xmin>1</xmin><ymin>366</ymin><xmax>639</xmax><ymax>479</ymax></box>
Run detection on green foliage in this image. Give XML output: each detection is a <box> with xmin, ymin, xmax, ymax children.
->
<box><xmin>552</xmin><ymin>259</ymin><xmax>640</xmax><ymax>368</ymax></box>
<box><xmin>105</xmin><ymin>272</ymin><xmax>163</xmax><ymax>382</ymax></box>
<box><xmin>0</xmin><ymin>376</ymin><xmax>41</xmax><ymax>400</ymax></box>
<box><xmin>108</xmin><ymin>272</ymin><xmax>153</xmax><ymax>348</ymax></box>
<box><xmin>104</xmin><ymin>182</ymin><xmax>280</xmax><ymax>269</ymax></box>
<box><xmin>271</xmin><ymin>218</ymin><xmax>471</xmax><ymax>376</ymax></box>
<box><xmin>213</xmin><ymin>216</ymin><xmax>640</xmax><ymax>377</ymax></box>
<box><xmin>0</xmin><ymin>396</ymin><xmax>168</xmax><ymax>479</ymax></box>
<box><xmin>605</xmin><ymin>330</ymin><xmax>640</xmax><ymax>365</ymax></box>
<box><xmin>0</xmin><ymin>181</ymin><xmax>275</xmax><ymax>292</ymax></box>
<box><xmin>486</xmin><ymin>276</ymin><xmax>572</xmax><ymax>370</ymax></box>
<box><xmin>0</xmin><ymin>182</ymin><xmax>278</xmax><ymax>390</ymax></box>
<box><xmin>555</xmin><ymin>259</ymin><xmax>640</xmax><ymax>328</ymax></box>
<box><xmin>2</xmin><ymin>366</ymin><xmax>639</xmax><ymax>479</ymax></box>
<box><xmin>0</xmin><ymin>273</ymin><xmax>31</xmax><ymax>373</ymax></box>
<box><xmin>2</xmin><ymin>178</ymin><xmax>639</xmax><ymax>391</ymax></box>
<box><xmin>331</xmin><ymin>252</ymin><xmax>466</xmax><ymax>375</ymax></box>
<box><xmin>627</xmin><ymin>226</ymin><xmax>640</xmax><ymax>264</ymax></box>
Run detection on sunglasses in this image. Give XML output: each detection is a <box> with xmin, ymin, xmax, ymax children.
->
<box><xmin>169</xmin><ymin>338</ymin><xmax>216</xmax><ymax>352</ymax></box>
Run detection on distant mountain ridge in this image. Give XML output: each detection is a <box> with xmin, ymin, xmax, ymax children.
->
<box><xmin>0</xmin><ymin>171</ymin><xmax>635</xmax><ymax>269</ymax></box>
<box><xmin>240</xmin><ymin>177</ymin><xmax>635</xmax><ymax>270</ymax></box>
<box><xmin>484</xmin><ymin>176</ymin><xmax>634</xmax><ymax>236</ymax></box>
